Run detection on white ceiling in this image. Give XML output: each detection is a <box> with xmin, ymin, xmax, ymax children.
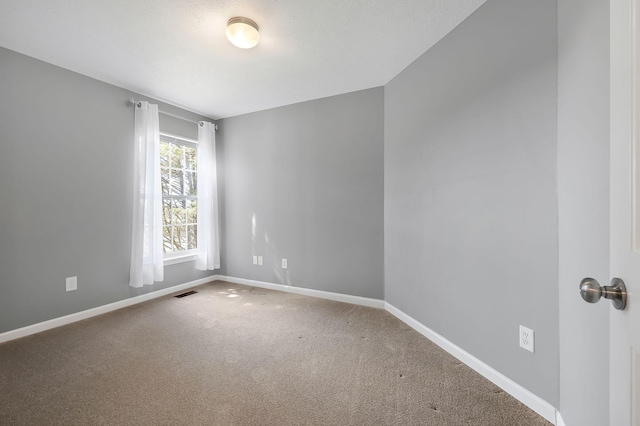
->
<box><xmin>0</xmin><ymin>0</ymin><xmax>486</xmax><ymax>119</ymax></box>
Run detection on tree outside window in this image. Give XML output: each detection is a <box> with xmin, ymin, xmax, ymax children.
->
<box><xmin>159</xmin><ymin>135</ymin><xmax>197</xmax><ymax>256</ymax></box>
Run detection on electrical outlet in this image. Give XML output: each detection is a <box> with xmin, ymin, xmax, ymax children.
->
<box><xmin>282</xmin><ymin>258</ymin><xmax>288</xmax><ymax>269</ymax></box>
<box><xmin>66</xmin><ymin>276</ymin><xmax>77</xmax><ymax>292</ymax></box>
<box><xmin>258</xmin><ymin>256</ymin><xmax>263</xmax><ymax>266</ymax></box>
<box><xmin>252</xmin><ymin>256</ymin><xmax>257</xmax><ymax>265</ymax></box>
<box><xmin>519</xmin><ymin>325</ymin><xmax>534</xmax><ymax>353</ymax></box>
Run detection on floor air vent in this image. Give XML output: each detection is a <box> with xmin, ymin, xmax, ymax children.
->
<box><xmin>174</xmin><ymin>290</ymin><xmax>198</xmax><ymax>298</ymax></box>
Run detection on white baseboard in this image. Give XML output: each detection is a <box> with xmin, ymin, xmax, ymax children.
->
<box><xmin>215</xmin><ymin>275</ymin><xmax>385</xmax><ymax>309</ymax></box>
<box><xmin>0</xmin><ymin>275</ymin><xmax>217</xmax><ymax>344</ymax></box>
<box><xmin>0</xmin><ymin>273</ymin><xmax>562</xmax><ymax>425</ymax></box>
<box><xmin>384</xmin><ymin>302</ymin><xmax>559</xmax><ymax>425</ymax></box>
<box><xmin>211</xmin><ymin>276</ymin><xmax>562</xmax><ymax>424</ymax></box>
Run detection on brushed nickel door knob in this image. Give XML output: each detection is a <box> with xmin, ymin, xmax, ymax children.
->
<box><xmin>579</xmin><ymin>277</ymin><xmax>627</xmax><ymax>310</ymax></box>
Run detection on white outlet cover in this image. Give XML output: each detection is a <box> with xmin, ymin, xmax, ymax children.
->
<box><xmin>252</xmin><ymin>256</ymin><xmax>257</xmax><ymax>265</ymax></box>
<box><xmin>519</xmin><ymin>325</ymin><xmax>534</xmax><ymax>353</ymax></box>
<box><xmin>282</xmin><ymin>258</ymin><xmax>288</xmax><ymax>269</ymax></box>
<box><xmin>258</xmin><ymin>256</ymin><xmax>263</xmax><ymax>266</ymax></box>
<box><xmin>66</xmin><ymin>276</ymin><xmax>77</xmax><ymax>292</ymax></box>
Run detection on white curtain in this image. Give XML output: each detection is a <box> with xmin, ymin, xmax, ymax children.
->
<box><xmin>196</xmin><ymin>121</ymin><xmax>220</xmax><ymax>270</ymax></box>
<box><xmin>129</xmin><ymin>101</ymin><xmax>164</xmax><ymax>287</ymax></box>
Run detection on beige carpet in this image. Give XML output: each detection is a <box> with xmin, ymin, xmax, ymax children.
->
<box><xmin>0</xmin><ymin>280</ymin><xmax>551</xmax><ymax>425</ymax></box>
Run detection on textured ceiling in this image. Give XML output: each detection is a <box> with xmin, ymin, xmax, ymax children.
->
<box><xmin>0</xmin><ymin>0</ymin><xmax>486</xmax><ymax>119</ymax></box>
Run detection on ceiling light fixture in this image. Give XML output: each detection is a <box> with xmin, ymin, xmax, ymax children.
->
<box><xmin>226</xmin><ymin>17</ymin><xmax>260</xmax><ymax>49</ymax></box>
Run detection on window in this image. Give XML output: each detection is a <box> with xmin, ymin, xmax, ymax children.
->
<box><xmin>160</xmin><ymin>134</ymin><xmax>197</xmax><ymax>259</ymax></box>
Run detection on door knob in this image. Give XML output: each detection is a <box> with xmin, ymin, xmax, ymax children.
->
<box><xmin>579</xmin><ymin>277</ymin><xmax>627</xmax><ymax>310</ymax></box>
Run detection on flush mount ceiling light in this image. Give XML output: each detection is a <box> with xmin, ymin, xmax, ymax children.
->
<box><xmin>226</xmin><ymin>17</ymin><xmax>260</xmax><ymax>49</ymax></box>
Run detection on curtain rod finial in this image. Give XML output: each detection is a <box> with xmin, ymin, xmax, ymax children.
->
<box><xmin>126</xmin><ymin>98</ymin><xmax>136</xmax><ymax>107</ymax></box>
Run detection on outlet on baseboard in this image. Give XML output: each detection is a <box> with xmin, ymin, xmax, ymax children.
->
<box><xmin>66</xmin><ymin>276</ymin><xmax>77</xmax><ymax>292</ymax></box>
<box><xmin>282</xmin><ymin>258</ymin><xmax>288</xmax><ymax>269</ymax></box>
<box><xmin>519</xmin><ymin>325</ymin><xmax>534</xmax><ymax>353</ymax></box>
<box><xmin>252</xmin><ymin>256</ymin><xmax>257</xmax><ymax>265</ymax></box>
<box><xmin>258</xmin><ymin>256</ymin><xmax>263</xmax><ymax>266</ymax></box>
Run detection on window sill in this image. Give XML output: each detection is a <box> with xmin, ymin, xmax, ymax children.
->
<box><xmin>164</xmin><ymin>253</ymin><xmax>197</xmax><ymax>266</ymax></box>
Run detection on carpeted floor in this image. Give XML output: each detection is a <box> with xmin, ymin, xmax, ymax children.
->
<box><xmin>0</xmin><ymin>280</ymin><xmax>551</xmax><ymax>425</ymax></box>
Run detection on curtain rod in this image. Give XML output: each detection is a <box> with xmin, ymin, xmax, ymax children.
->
<box><xmin>126</xmin><ymin>98</ymin><xmax>217</xmax><ymax>130</ymax></box>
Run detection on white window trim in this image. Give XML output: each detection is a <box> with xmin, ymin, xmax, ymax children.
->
<box><xmin>161</xmin><ymin>132</ymin><xmax>198</xmax><ymax>149</ymax></box>
<box><xmin>160</xmin><ymin>132</ymin><xmax>199</xmax><ymax>264</ymax></box>
<box><xmin>164</xmin><ymin>250</ymin><xmax>197</xmax><ymax>266</ymax></box>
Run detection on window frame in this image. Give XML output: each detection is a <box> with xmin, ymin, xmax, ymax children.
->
<box><xmin>159</xmin><ymin>132</ymin><xmax>199</xmax><ymax>265</ymax></box>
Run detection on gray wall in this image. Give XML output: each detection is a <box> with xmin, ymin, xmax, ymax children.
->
<box><xmin>2</xmin><ymin>3</ymin><xmax>609</xmax><ymax>419</ymax></box>
<box><xmin>0</xmin><ymin>47</ymin><xmax>217</xmax><ymax>334</ymax></box>
<box><xmin>558</xmin><ymin>0</ymin><xmax>610</xmax><ymax>424</ymax></box>
<box><xmin>218</xmin><ymin>88</ymin><xmax>384</xmax><ymax>299</ymax></box>
<box><xmin>384</xmin><ymin>0</ymin><xmax>559</xmax><ymax>405</ymax></box>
